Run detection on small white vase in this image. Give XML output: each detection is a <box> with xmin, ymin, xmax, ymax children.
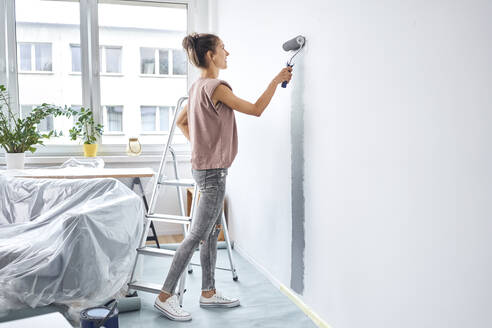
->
<box><xmin>6</xmin><ymin>152</ymin><xmax>25</xmax><ymax>170</ymax></box>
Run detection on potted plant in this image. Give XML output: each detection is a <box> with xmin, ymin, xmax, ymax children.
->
<box><xmin>69</xmin><ymin>107</ymin><xmax>104</xmax><ymax>157</ymax></box>
<box><xmin>0</xmin><ymin>85</ymin><xmax>67</xmax><ymax>169</ymax></box>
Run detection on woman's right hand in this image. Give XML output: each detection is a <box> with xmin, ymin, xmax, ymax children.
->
<box><xmin>274</xmin><ymin>66</ymin><xmax>293</xmax><ymax>85</ymax></box>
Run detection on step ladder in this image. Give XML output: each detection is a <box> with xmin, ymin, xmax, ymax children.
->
<box><xmin>127</xmin><ymin>96</ymin><xmax>238</xmax><ymax>306</ymax></box>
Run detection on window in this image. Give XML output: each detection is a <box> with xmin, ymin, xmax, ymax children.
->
<box><xmin>140</xmin><ymin>106</ymin><xmax>172</xmax><ymax>132</ymax></box>
<box><xmin>98</xmin><ymin>1</ymin><xmax>187</xmax><ymax>145</ymax></box>
<box><xmin>105</xmin><ymin>106</ymin><xmax>123</xmax><ymax>132</ymax></box>
<box><xmin>140</xmin><ymin>48</ymin><xmax>186</xmax><ymax>76</ymax></box>
<box><xmin>21</xmin><ymin>105</ymin><xmax>54</xmax><ymax>132</ymax></box>
<box><xmin>159</xmin><ymin>106</ymin><xmax>171</xmax><ymax>131</ymax></box>
<box><xmin>4</xmin><ymin>0</ymin><xmax>189</xmax><ymax>152</ymax></box>
<box><xmin>140</xmin><ymin>47</ymin><xmax>155</xmax><ymax>74</ymax></box>
<box><xmin>71</xmin><ymin>105</ymin><xmax>82</xmax><ymax>123</ymax></box>
<box><xmin>172</xmin><ymin>50</ymin><xmax>187</xmax><ymax>75</ymax></box>
<box><xmin>14</xmin><ymin>0</ymin><xmax>81</xmax><ymax>147</ymax></box>
<box><xmin>100</xmin><ymin>46</ymin><xmax>122</xmax><ymax>74</ymax></box>
<box><xmin>71</xmin><ymin>45</ymin><xmax>81</xmax><ymax>72</ymax></box>
<box><xmin>18</xmin><ymin>43</ymin><xmax>52</xmax><ymax>72</ymax></box>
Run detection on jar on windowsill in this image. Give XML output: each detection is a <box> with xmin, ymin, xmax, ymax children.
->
<box><xmin>127</xmin><ymin>137</ymin><xmax>142</xmax><ymax>156</ymax></box>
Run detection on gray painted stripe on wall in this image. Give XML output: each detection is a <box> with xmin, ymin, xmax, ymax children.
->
<box><xmin>290</xmin><ymin>56</ymin><xmax>305</xmax><ymax>294</ymax></box>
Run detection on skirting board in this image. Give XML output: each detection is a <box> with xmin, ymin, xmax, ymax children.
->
<box><xmin>234</xmin><ymin>243</ymin><xmax>332</xmax><ymax>328</ymax></box>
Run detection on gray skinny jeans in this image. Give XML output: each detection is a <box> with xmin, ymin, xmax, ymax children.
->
<box><xmin>162</xmin><ymin>168</ymin><xmax>227</xmax><ymax>294</ymax></box>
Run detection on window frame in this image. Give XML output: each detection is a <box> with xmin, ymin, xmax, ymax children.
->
<box><xmin>139</xmin><ymin>105</ymin><xmax>172</xmax><ymax>134</ymax></box>
<box><xmin>1</xmin><ymin>0</ymin><xmax>196</xmax><ymax>157</ymax></box>
<box><xmin>100</xmin><ymin>44</ymin><xmax>123</xmax><ymax>76</ymax></box>
<box><xmin>17</xmin><ymin>42</ymin><xmax>53</xmax><ymax>73</ymax></box>
<box><xmin>103</xmin><ymin>105</ymin><xmax>124</xmax><ymax>134</ymax></box>
<box><xmin>139</xmin><ymin>47</ymin><xmax>187</xmax><ymax>78</ymax></box>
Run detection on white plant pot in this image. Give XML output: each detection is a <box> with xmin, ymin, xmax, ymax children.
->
<box><xmin>6</xmin><ymin>152</ymin><xmax>25</xmax><ymax>170</ymax></box>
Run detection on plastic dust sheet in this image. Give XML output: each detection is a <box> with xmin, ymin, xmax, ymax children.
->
<box><xmin>0</xmin><ymin>174</ymin><xmax>144</xmax><ymax>318</ymax></box>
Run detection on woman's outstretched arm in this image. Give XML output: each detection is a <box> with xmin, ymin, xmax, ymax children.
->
<box><xmin>212</xmin><ymin>67</ymin><xmax>292</xmax><ymax>117</ymax></box>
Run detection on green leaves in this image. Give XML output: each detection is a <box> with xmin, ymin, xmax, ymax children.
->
<box><xmin>68</xmin><ymin>107</ymin><xmax>104</xmax><ymax>144</ymax></box>
<box><xmin>0</xmin><ymin>84</ymin><xmax>103</xmax><ymax>153</ymax></box>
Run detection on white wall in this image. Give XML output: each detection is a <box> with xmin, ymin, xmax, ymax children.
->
<box><xmin>214</xmin><ymin>1</ymin><xmax>492</xmax><ymax>327</ymax></box>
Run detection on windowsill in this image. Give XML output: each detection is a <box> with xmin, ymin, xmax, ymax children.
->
<box><xmin>103</xmin><ymin>132</ymin><xmax>125</xmax><ymax>136</ymax></box>
<box><xmin>0</xmin><ymin>154</ymin><xmax>190</xmax><ymax>166</ymax></box>
<box><xmin>100</xmin><ymin>73</ymin><xmax>124</xmax><ymax>77</ymax></box>
<box><xmin>139</xmin><ymin>74</ymin><xmax>187</xmax><ymax>78</ymax></box>
<box><xmin>18</xmin><ymin>71</ymin><xmax>54</xmax><ymax>75</ymax></box>
<box><xmin>0</xmin><ymin>143</ymin><xmax>191</xmax><ymax>165</ymax></box>
<box><xmin>69</xmin><ymin>72</ymin><xmax>124</xmax><ymax>77</ymax></box>
<box><xmin>139</xmin><ymin>131</ymin><xmax>171</xmax><ymax>135</ymax></box>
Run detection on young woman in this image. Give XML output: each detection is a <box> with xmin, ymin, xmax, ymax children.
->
<box><xmin>154</xmin><ymin>33</ymin><xmax>293</xmax><ymax>321</ymax></box>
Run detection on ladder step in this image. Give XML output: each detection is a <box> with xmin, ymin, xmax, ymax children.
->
<box><xmin>158</xmin><ymin>179</ymin><xmax>195</xmax><ymax>187</ymax></box>
<box><xmin>137</xmin><ymin>246</ymin><xmax>175</xmax><ymax>257</ymax></box>
<box><xmin>128</xmin><ymin>281</ymin><xmax>162</xmax><ymax>294</ymax></box>
<box><xmin>146</xmin><ymin>214</ymin><xmax>191</xmax><ymax>225</ymax></box>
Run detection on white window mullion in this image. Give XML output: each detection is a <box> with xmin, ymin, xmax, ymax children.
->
<box><xmin>30</xmin><ymin>43</ymin><xmax>35</xmax><ymax>72</ymax></box>
<box><xmin>154</xmin><ymin>48</ymin><xmax>158</xmax><ymax>76</ymax></box>
<box><xmin>155</xmin><ymin>106</ymin><xmax>160</xmax><ymax>131</ymax></box>
<box><xmin>169</xmin><ymin>49</ymin><xmax>173</xmax><ymax>76</ymax></box>
<box><xmin>5</xmin><ymin>0</ymin><xmax>19</xmax><ymax>115</ymax></box>
<box><xmin>80</xmin><ymin>0</ymin><xmax>101</xmax><ymax>142</ymax></box>
<box><xmin>0</xmin><ymin>0</ymin><xmax>7</xmax><ymax>87</ymax></box>
<box><xmin>101</xmin><ymin>45</ymin><xmax>106</xmax><ymax>74</ymax></box>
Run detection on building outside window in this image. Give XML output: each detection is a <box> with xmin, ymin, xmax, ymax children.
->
<box><xmin>18</xmin><ymin>42</ymin><xmax>52</xmax><ymax>72</ymax></box>
<box><xmin>140</xmin><ymin>106</ymin><xmax>172</xmax><ymax>132</ymax></box>
<box><xmin>8</xmin><ymin>0</ymin><xmax>189</xmax><ymax>151</ymax></box>
<box><xmin>105</xmin><ymin>105</ymin><xmax>123</xmax><ymax>132</ymax></box>
<box><xmin>140</xmin><ymin>48</ymin><xmax>187</xmax><ymax>76</ymax></box>
<box><xmin>70</xmin><ymin>44</ymin><xmax>81</xmax><ymax>72</ymax></box>
<box><xmin>100</xmin><ymin>46</ymin><xmax>122</xmax><ymax>74</ymax></box>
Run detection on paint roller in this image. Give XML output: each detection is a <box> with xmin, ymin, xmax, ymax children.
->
<box><xmin>281</xmin><ymin>35</ymin><xmax>306</xmax><ymax>88</ymax></box>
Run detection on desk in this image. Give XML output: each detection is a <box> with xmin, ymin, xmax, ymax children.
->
<box><xmin>12</xmin><ymin>167</ymin><xmax>160</xmax><ymax>247</ymax></box>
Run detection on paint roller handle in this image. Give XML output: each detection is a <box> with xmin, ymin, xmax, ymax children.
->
<box><xmin>281</xmin><ymin>64</ymin><xmax>294</xmax><ymax>88</ymax></box>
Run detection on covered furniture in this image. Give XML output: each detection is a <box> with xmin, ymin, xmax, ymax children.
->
<box><xmin>0</xmin><ymin>174</ymin><xmax>144</xmax><ymax>314</ymax></box>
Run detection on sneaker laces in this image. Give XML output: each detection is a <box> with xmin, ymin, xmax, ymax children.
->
<box><xmin>214</xmin><ymin>291</ymin><xmax>231</xmax><ymax>302</ymax></box>
<box><xmin>168</xmin><ymin>296</ymin><xmax>186</xmax><ymax>314</ymax></box>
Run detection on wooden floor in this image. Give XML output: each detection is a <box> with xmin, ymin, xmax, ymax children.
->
<box><xmin>146</xmin><ymin>234</ymin><xmax>184</xmax><ymax>245</ymax></box>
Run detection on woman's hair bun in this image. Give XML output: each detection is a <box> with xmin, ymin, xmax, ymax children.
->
<box><xmin>181</xmin><ymin>33</ymin><xmax>220</xmax><ymax>69</ymax></box>
<box><xmin>182</xmin><ymin>33</ymin><xmax>199</xmax><ymax>51</ymax></box>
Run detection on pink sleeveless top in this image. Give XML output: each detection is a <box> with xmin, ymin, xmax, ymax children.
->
<box><xmin>187</xmin><ymin>78</ymin><xmax>238</xmax><ymax>170</ymax></box>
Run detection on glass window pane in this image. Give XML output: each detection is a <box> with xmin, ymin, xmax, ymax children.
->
<box><xmin>140</xmin><ymin>48</ymin><xmax>155</xmax><ymax>74</ymax></box>
<box><xmin>172</xmin><ymin>50</ymin><xmax>187</xmax><ymax>75</ymax></box>
<box><xmin>159</xmin><ymin>106</ymin><xmax>170</xmax><ymax>132</ymax></box>
<box><xmin>21</xmin><ymin>105</ymin><xmax>32</xmax><ymax>119</ymax></box>
<box><xmin>105</xmin><ymin>47</ymin><xmax>121</xmax><ymax>73</ymax></box>
<box><xmin>19</xmin><ymin>43</ymin><xmax>32</xmax><ymax>71</ymax></box>
<box><xmin>159</xmin><ymin>49</ymin><xmax>168</xmax><ymax>75</ymax></box>
<box><xmin>35</xmin><ymin>43</ymin><xmax>52</xmax><ymax>71</ymax></box>
<box><xmin>107</xmin><ymin>106</ymin><xmax>123</xmax><ymax>132</ymax></box>
<box><xmin>21</xmin><ymin>105</ymin><xmax>53</xmax><ymax>131</ymax></box>
<box><xmin>15</xmin><ymin>0</ymin><xmax>81</xmax><ymax>145</ymax></box>
<box><xmin>71</xmin><ymin>45</ymin><xmax>81</xmax><ymax>72</ymax></box>
<box><xmin>99</xmin><ymin>46</ymin><xmax>103</xmax><ymax>73</ymax></box>
<box><xmin>38</xmin><ymin>115</ymin><xmax>54</xmax><ymax>131</ymax></box>
<box><xmin>141</xmin><ymin>106</ymin><xmax>156</xmax><ymax>131</ymax></box>
<box><xmin>71</xmin><ymin>105</ymin><xmax>82</xmax><ymax>124</ymax></box>
<box><xmin>98</xmin><ymin>2</ymin><xmax>187</xmax><ymax>144</ymax></box>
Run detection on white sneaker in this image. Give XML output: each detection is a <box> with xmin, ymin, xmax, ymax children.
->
<box><xmin>199</xmin><ymin>291</ymin><xmax>240</xmax><ymax>308</ymax></box>
<box><xmin>154</xmin><ymin>295</ymin><xmax>192</xmax><ymax>321</ymax></box>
